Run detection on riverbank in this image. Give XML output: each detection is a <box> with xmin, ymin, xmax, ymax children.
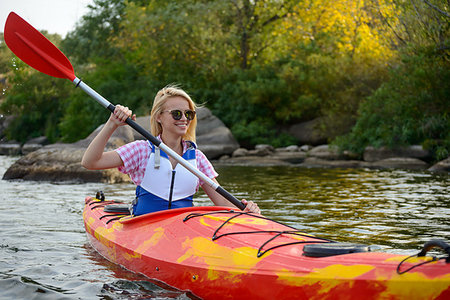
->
<box><xmin>1</xmin><ymin>107</ymin><xmax>448</xmax><ymax>183</ymax></box>
<box><xmin>2</xmin><ymin>141</ymin><xmax>448</xmax><ymax>184</ymax></box>
<box><xmin>214</xmin><ymin>144</ymin><xmax>449</xmax><ymax>173</ymax></box>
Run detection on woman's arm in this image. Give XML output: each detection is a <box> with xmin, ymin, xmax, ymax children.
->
<box><xmin>81</xmin><ymin>105</ymin><xmax>135</xmax><ymax>170</ymax></box>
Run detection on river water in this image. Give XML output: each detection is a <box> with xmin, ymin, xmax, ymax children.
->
<box><xmin>0</xmin><ymin>155</ymin><xmax>449</xmax><ymax>299</ymax></box>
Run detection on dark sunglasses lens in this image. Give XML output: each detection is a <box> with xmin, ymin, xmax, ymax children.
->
<box><xmin>185</xmin><ymin>110</ymin><xmax>195</xmax><ymax>120</ymax></box>
<box><xmin>170</xmin><ymin>110</ymin><xmax>182</xmax><ymax>120</ymax></box>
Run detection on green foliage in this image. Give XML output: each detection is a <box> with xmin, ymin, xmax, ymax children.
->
<box><xmin>334</xmin><ymin>0</ymin><xmax>450</xmax><ymax>161</ymax></box>
<box><xmin>232</xmin><ymin>119</ymin><xmax>297</xmax><ymax>148</ymax></box>
<box><xmin>61</xmin><ymin>0</ymin><xmax>126</xmax><ymax>65</ymax></box>
<box><xmin>0</xmin><ymin>58</ymin><xmax>70</xmax><ymax>143</ymax></box>
<box><xmin>58</xmin><ymin>59</ymin><xmax>153</xmax><ymax>142</ymax></box>
<box><xmin>335</xmin><ymin>48</ymin><xmax>450</xmax><ymax>161</ymax></box>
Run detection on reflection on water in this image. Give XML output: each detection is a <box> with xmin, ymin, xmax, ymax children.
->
<box><xmin>0</xmin><ymin>156</ymin><xmax>448</xmax><ymax>299</ymax></box>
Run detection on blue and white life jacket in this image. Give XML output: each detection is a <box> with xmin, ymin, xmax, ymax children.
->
<box><xmin>132</xmin><ymin>141</ymin><xmax>199</xmax><ymax>216</ymax></box>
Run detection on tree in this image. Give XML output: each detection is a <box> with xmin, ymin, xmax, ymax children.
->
<box><xmin>381</xmin><ymin>0</ymin><xmax>449</xmax><ymax>56</ymax></box>
<box><xmin>335</xmin><ymin>0</ymin><xmax>449</xmax><ymax>160</ymax></box>
<box><xmin>61</xmin><ymin>0</ymin><xmax>127</xmax><ymax>65</ymax></box>
<box><xmin>0</xmin><ymin>33</ymin><xmax>15</xmax><ymax>105</ymax></box>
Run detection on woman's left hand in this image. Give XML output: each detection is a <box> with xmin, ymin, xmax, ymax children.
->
<box><xmin>242</xmin><ymin>199</ymin><xmax>261</xmax><ymax>215</ymax></box>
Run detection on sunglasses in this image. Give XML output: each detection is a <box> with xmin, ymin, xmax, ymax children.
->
<box><xmin>162</xmin><ymin>109</ymin><xmax>196</xmax><ymax>121</ymax></box>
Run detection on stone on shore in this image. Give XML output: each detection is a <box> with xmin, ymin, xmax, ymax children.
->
<box><xmin>307</xmin><ymin>145</ymin><xmax>343</xmax><ymax>160</ymax></box>
<box><xmin>301</xmin><ymin>157</ymin><xmax>370</xmax><ymax>169</ymax></box>
<box><xmin>195</xmin><ymin>108</ymin><xmax>240</xmax><ymax>158</ymax></box>
<box><xmin>428</xmin><ymin>157</ymin><xmax>450</xmax><ymax>172</ymax></box>
<box><xmin>215</xmin><ymin>143</ymin><xmax>439</xmax><ymax>171</ymax></box>
<box><xmin>21</xmin><ymin>136</ymin><xmax>49</xmax><ymax>155</ymax></box>
<box><xmin>363</xmin><ymin>145</ymin><xmax>431</xmax><ymax>162</ymax></box>
<box><xmin>370</xmin><ymin>157</ymin><xmax>428</xmax><ymax>170</ymax></box>
<box><xmin>0</xmin><ymin>141</ymin><xmax>21</xmax><ymax>156</ymax></box>
<box><xmin>232</xmin><ymin>148</ymin><xmax>249</xmax><ymax>158</ymax></box>
<box><xmin>288</xmin><ymin>118</ymin><xmax>327</xmax><ymax>146</ymax></box>
<box><xmin>3</xmin><ymin>126</ymin><xmax>133</xmax><ymax>182</ymax></box>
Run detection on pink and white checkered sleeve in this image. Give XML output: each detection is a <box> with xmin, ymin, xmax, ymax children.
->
<box><xmin>115</xmin><ymin>140</ymin><xmax>150</xmax><ymax>185</ymax></box>
<box><xmin>196</xmin><ymin>149</ymin><xmax>218</xmax><ymax>187</ymax></box>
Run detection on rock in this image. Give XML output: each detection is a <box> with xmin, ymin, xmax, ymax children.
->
<box><xmin>77</xmin><ymin>123</ymin><xmax>135</xmax><ymax>148</ymax></box>
<box><xmin>0</xmin><ymin>141</ymin><xmax>21</xmax><ymax>156</ymax></box>
<box><xmin>272</xmin><ymin>151</ymin><xmax>306</xmax><ymax>164</ymax></box>
<box><xmin>288</xmin><ymin>118</ymin><xmax>328</xmax><ymax>146</ymax></box>
<box><xmin>300</xmin><ymin>145</ymin><xmax>313</xmax><ymax>152</ymax></box>
<box><xmin>2</xmin><ymin>123</ymin><xmax>134</xmax><ymax>182</ymax></box>
<box><xmin>370</xmin><ymin>157</ymin><xmax>428</xmax><ymax>170</ymax></box>
<box><xmin>2</xmin><ymin>144</ymin><xmax>130</xmax><ymax>183</ymax></box>
<box><xmin>27</xmin><ymin>136</ymin><xmax>49</xmax><ymax>145</ymax></box>
<box><xmin>280</xmin><ymin>145</ymin><xmax>299</xmax><ymax>152</ymax></box>
<box><xmin>428</xmin><ymin>157</ymin><xmax>450</xmax><ymax>173</ymax></box>
<box><xmin>0</xmin><ymin>115</ymin><xmax>15</xmax><ymax>138</ymax></box>
<box><xmin>131</xmin><ymin>116</ymin><xmax>152</xmax><ymax>141</ymax></box>
<box><xmin>196</xmin><ymin>107</ymin><xmax>226</xmax><ymax>136</ymax></box>
<box><xmin>308</xmin><ymin>145</ymin><xmax>343</xmax><ymax>160</ymax></box>
<box><xmin>249</xmin><ymin>144</ymin><xmax>275</xmax><ymax>156</ymax></box>
<box><xmin>301</xmin><ymin>157</ymin><xmax>371</xmax><ymax>169</ymax></box>
<box><xmin>232</xmin><ymin>148</ymin><xmax>249</xmax><ymax>157</ymax></box>
<box><xmin>196</xmin><ymin>126</ymin><xmax>239</xmax><ymax>159</ymax></box>
<box><xmin>363</xmin><ymin>145</ymin><xmax>431</xmax><ymax>162</ymax></box>
<box><xmin>214</xmin><ymin>155</ymin><xmax>291</xmax><ymax>167</ymax></box>
<box><xmin>255</xmin><ymin>144</ymin><xmax>275</xmax><ymax>152</ymax></box>
<box><xmin>21</xmin><ymin>144</ymin><xmax>42</xmax><ymax>155</ymax></box>
<box><xmin>22</xmin><ymin>136</ymin><xmax>49</xmax><ymax>155</ymax></box>
<box><xmin>195</xmin><ymin>108</ymin><xmax>240</xmax><ymax>159</ymax></box>
<box><xmin>342</xmin><ymin>150</ymin><xmax>360</xmax><ymax>160</ymax></box>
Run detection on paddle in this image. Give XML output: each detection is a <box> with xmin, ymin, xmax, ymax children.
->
<box><xmin>4</xmin><ymin>12</ymin><xmax>245</xmax><ymax>210</ymax></box>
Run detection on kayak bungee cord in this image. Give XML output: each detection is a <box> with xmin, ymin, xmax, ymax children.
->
<box><xmin>397</xmin><ymin>255</ymin><xmax>444</xmax><ymax>275</ymax></box>
<box><xmin>183</xmin><ymin>210</ymin><xmax>335</xmax><ymax>257</ymax></box>
<box><xmin>397</xmin><ymin>240</ymin><xmax>450</xmax><ymax>275</ymax></box>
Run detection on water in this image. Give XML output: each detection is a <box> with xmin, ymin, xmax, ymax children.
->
<box><xmin>0</xmin><ymin>155</ymin><xmax>449</xmax><ymax>299</ymax></box>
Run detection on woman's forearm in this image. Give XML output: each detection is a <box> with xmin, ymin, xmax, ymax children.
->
<box><xmin>81</xmin><ymin>121</ymin><xmax>120</xmax><ymax>170</ymax></box>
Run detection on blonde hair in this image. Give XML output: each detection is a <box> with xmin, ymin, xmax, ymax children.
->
<box><xmin>150</xmin><ymin>85</ymin><xmax>197</xmax><ymax>142</ymax></box>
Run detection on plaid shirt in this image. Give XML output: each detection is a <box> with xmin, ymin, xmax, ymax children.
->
<box><xmin>116</xmin><ymin>139</ymin><xmax>218</xmax><ymax>189</ymax></box>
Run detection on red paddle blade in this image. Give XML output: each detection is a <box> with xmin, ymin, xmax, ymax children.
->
<box><xmin>4</xmin><ymin>12</ymin><xmax>76</xmax><ymax>81</ymax></box>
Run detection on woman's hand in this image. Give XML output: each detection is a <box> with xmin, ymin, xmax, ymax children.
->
<box><xmin>109</xmin><ymin>105</ymin><xmax>136</xmax><ymax>127</ymax></box>
<box><xmin>242</xmin><ymin>199</ymin><xmax>261</xmax><ymax>215</ymax></box>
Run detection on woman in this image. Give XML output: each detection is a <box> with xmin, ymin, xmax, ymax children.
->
<box><xmin>82</xmin><ymin>85</ymin><xmax>260</xmax><ymax>215</ymax></box>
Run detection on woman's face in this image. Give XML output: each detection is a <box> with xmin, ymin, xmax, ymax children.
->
<box><xmin>157</xmin><ymin>96</ymin><xmax>192</xmax><ymax>138</ymax></box>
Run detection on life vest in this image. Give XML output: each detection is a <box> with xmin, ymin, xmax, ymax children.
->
<box><xmin>132</xmin><ymin>141</ymin><xmax>199</xmax><ymax>215</ymax></box>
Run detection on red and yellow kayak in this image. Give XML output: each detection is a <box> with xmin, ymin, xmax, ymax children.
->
<box><xmin>83</xmin><ymin>196</ymin><xmax>450</xmax><ymax>299</ymax></box>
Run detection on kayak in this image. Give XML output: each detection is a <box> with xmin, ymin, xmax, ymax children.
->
<box><xmin>83</xmin><ymin>195</ymin><xmax>450</xmax><ymax>299</ymax></box>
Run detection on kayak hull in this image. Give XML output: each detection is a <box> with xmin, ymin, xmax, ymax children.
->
<box><xmin>83</xmin><ymin>197</ymin><xmax>450</xmax><ymax>299</ymax></box>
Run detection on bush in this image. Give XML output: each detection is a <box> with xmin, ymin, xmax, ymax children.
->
<box><xmin>335</xmin><ymin>47</ymin><xmax>450</xmax><ymax>161</ymax></box>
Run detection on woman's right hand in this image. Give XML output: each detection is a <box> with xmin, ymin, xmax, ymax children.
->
<box><xmin>109</xmin><ymin>105</ymin><xmax>136</xmax><ymax>127</ymax></box>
